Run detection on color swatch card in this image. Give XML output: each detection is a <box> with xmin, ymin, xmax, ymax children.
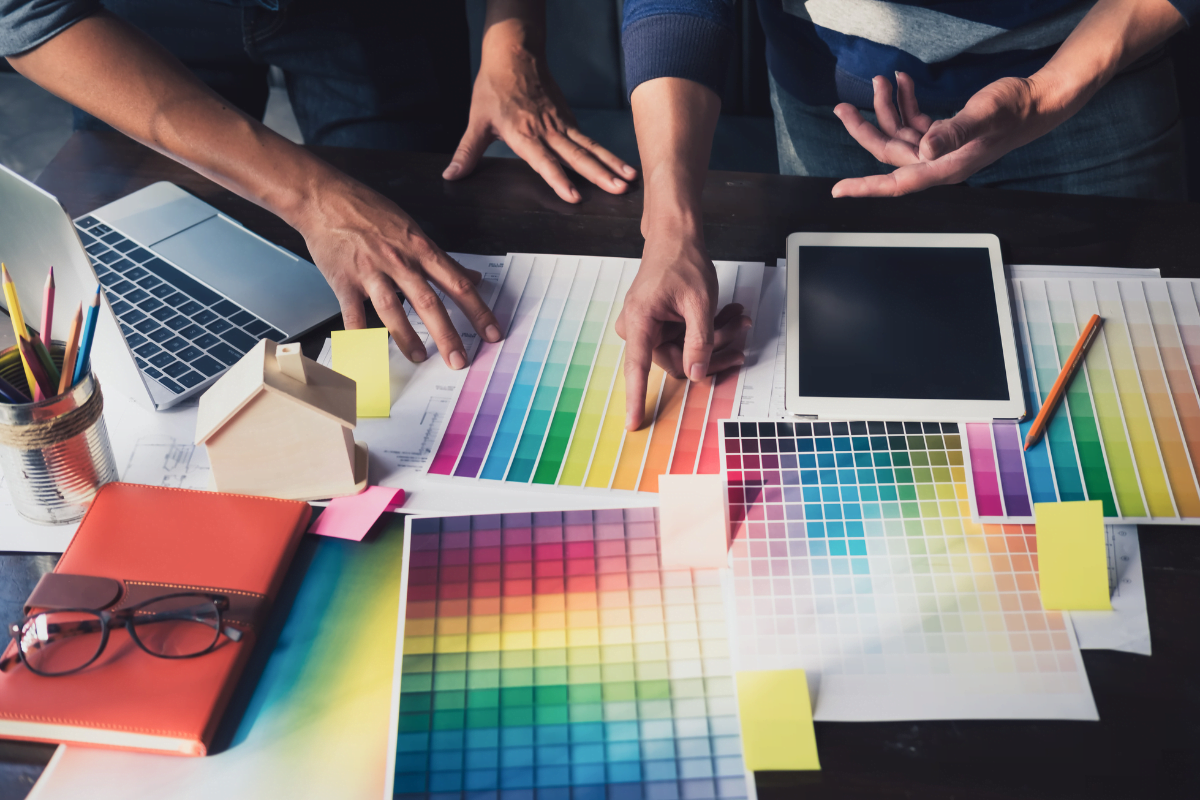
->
<box><xmin>390</xmin><ymin>509</ymin><xmax>751</xmax><ymax>800</ymax></box>
<box><xmin>968</xmin><ymin>277</ymin><xmax>1200</xmax><ymax>524</ymax></box>
<box><xmin>721</xmin><ymin>420</ymin><xmax>1098</xmax><ymax>722</ymax></box>
<box><xmin>424</xmin><ymin>255</ymin><xmax>764</xmax><ymax>494</ymax></box>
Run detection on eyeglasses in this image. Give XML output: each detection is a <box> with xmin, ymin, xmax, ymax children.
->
<box><xmin>3</xmin><ymin>592</ymin><xmax>244</xmax><ymax>677</ymax></box>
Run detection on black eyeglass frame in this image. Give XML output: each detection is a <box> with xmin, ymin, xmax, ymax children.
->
<box><xmin>4</xmin><ymin>591</ymin><xmax>243</xmax><ymax>677</ymax></box>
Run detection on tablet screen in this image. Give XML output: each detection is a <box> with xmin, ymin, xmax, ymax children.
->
<box><xmin>795</xmin><ymin>246</ymin><xmax>1010</xmax><ymax>400</ymax></box>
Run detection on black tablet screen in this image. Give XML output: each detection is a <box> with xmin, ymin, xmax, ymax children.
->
<box><xmin>795</xmin><ymin>246</ymin><xmax>1009</xmax><ymax>400</ymax></box>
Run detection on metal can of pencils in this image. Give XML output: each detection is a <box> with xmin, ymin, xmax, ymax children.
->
<box><xmin>0</xmin><ymin>344</ymin><xmax>118</xmax><ymax>525</ymax></box>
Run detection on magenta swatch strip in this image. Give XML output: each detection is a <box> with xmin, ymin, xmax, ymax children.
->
<box><xmin>429</xmin><ymin>261</ymin><xmax>532</xmax><ymax>475</ymax></box>
<box><xmin>966</xmin><ymin>422</ymin><xmax>1004</xmax><ymax>517</ymax></box>
<box><xmin>992</xmin><ymin>421</ymin><xmax>1032</xmax><ymax>517</ymax></box>
<box><xmin>453</xmin><ymin>277</ymin><xmax>546</xmax><ymax>477</ymax></box>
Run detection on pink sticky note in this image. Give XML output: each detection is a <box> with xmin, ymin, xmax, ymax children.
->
<box><xmin>658</xmin><ymin>474</ymin><xmax>730</xmax><ymax>568</ymax></box>
<box><xmin>308</xmin><ymin>486</ymin><xmax>406</xmax><ymax>541</ymax></box>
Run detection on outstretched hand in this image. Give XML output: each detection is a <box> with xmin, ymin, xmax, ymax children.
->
<box><xmin>830</xmin><ymin>71</ymin><xmax>1070</xmax><ymax>198</ymax></box>
<box><xmin>443</xmin><ymin>35</ymin><xmax>637</xmax><ymax>202</ymax></box>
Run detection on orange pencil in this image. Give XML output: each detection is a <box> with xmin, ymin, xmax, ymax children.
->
<box><xmin>1024</xmin><ymin>314</ymin><xmax>1103</xmax><ymax>451</ymax></box>
<box><xmin>58</xmin><ymin>303</ymin><xmax>84</xmax><ymax>395</ymax></box>
<box><xmin>16</xmin><ymin>334</ymin><xmax>55</xmax><ymax>400</ymax></box>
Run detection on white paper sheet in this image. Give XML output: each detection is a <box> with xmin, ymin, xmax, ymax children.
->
<box><xmin>1072</xmin><ymin>525</ymin><xmax>1152</xmax><ymax>655</ymax></box>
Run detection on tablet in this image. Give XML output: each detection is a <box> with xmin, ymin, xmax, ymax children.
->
<box><xmin>785</xmin><ymin>232</ymin><xmax>1025</xmax><ymax>421</ymax></box>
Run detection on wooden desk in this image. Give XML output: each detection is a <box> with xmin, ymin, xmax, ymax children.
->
<box><xmin>3</xmin><ymin>131</ymin><xmax>1199</xmax><ymax>798</ymax></box>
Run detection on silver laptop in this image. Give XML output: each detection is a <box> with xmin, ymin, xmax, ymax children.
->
<box><xmin>0</xmin><ymin>164</ymin><xmax>339</xmax><ymax>409</ymax></box>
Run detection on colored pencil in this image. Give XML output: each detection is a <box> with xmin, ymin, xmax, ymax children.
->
<box><xmin>0</xmin><ymin>373</ymin><xmax>30</xmax><ymax>404</ymax></box>
<box><xmin>28</xmin><ymin>335</ymin><xmax>61</xmax><ymax>388</ymax></box>
<box><xmin>1024</xmin><ymin>314</ymin><xmax>1103</xmax><ymax>451</ymax></box>
<box><xmin>16</xmin><ymin>335</ymin><xmax>54</xmax><ymax>400</ymax></box>
<box><xmin>1</xmin><ymin>263</ymin><xmax>39</xmax><ymax>397</ymax></box>
<box><xmin>58</xmin><ymin>303</ymin><xmax>84</xmax><ymax>395</ymax></box>
<box><xmin>40</xmin><ymin>266</ymin><xmax>54</xmax><ymax>348</ymax></box>
<box><xmin>74</xmin><ymin>285</ymin><xmax>101</xmax><ymax>386</ymax></box>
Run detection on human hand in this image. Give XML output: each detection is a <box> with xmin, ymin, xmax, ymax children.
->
<box><xmin>616</xmin><ymin>232</ymin><xmax>752</xmax><ymax>430</ymax></box>
<box><xmin>442</xmin><ymin>14</ymin><xmax>637</xmax><ymax>202</ymax></box>
<box><xmin>830</xmin><ymin>72</ymin><xmax>1070</xmax><ymax>198</ymax></box>
<box><xmin>296</xmin><ymin>176</ymin><xmax>501</xmax><ymax>369</ymax></box>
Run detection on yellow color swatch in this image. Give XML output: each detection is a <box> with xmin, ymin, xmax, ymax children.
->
<box><xmin>735</xmin><ymin>669</ymin><xmax>821</xmax><ymax>771</ymax></box>
<box><xmin>332</xmin><ymin>328</ymin><xmax>391</xmax><ymax>417</ymax></box>
<box><xmin>1035</xmin><ymin>500</ymin><xmax>1111</xmax><ymax>610</ymax></box>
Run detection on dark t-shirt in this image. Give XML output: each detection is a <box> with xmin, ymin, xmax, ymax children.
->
<box><xmin>0</xmin><ymin>0</ymin><xmax>286</xmax><ymax>57</ymax></box>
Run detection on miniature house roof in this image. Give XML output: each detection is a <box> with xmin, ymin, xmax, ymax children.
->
<box><xmin>194</xmin><ymin>339</ymin><xmax>357</xmax><ymax>446</ymax></box>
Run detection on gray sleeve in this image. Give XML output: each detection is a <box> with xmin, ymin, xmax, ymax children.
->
<box><xmin>1</xmin><ymin>0</ymin><xmax>100</xmax><ymax>58</ymax></box>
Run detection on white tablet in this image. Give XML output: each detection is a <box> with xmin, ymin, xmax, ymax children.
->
<box><xmin>785</xmin><ymin>232</ymin><xmax>1025</xmax><ymax>421</ymax></box>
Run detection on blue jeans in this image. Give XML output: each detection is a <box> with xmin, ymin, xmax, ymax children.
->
<box><xmin>770</xmin><ymin>49</ymin><xmax>1187</xmax><ymax>201</ymax></box>
<box><xmin>75</xmin><ymin>0</ymin><xmax>470</xmax><ymax>152</ymax></box>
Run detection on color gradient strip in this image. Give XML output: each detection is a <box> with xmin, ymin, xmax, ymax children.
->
<box><xmin>455</xmin><ymin>256</ymin><xmax>557</xmax><ymax>478</ymax></box>
<box><xmin>507</xmin><ymin>258</ymin><xmax>602</xmax><ymax>482</ymax></box>
<box><xmin>1045</xmin><ymin>282</ymin><xmax>1117</xmax><ymax>515</ymax></box>
<box><xmin>481</xmin><ymin>258</ymin><xmax>580</xmax><ymax>480</ymax></box>
<box><xmin>396</xmin><ymin>510</ymin><xmax>748</xmax><ymax>799</ymax></box>
<box><xmin>992</xmin><ymin>421</ymin><xmax>1032</xmax><ymax>517</ymax></box>
<box><xmin>1013</xmin><ymin>282</ymin><xmax>1058</xmax><ymax>505</ymax></box>
<box><xmin>1093</xmin><ymin>282</ymin><xmax>1176</xmax><ymax>516</ymax></box>
<box><xmin>1021</xmin><ymin>282</ymin><xmax>1086</xmax><ymax>502</ymax></box>
<box><xmin>1146</xmin><ymin>282</ymin><xmax>1200</xmax><ymax>486</ymax></box>
<box><xmin>533</xmin><ymin>262</ymin><xmax>622</xmax><ymax>484</ymax></box>
<box><xmin>585</xmin><ymin>351</ymin><xmax>629</xmax><ymax>489</ymax></box>
<box><xmin>431</xmin><ymin>255</ymin><xmax>536</xmax><ymax>475</ymax></box>
<box><xmin>558</xmin><ymin>263</ymin><xmax>636</xmax><ymax>487</ymax></box>
<box><xmin>1066</xmin><ymin>281</ymin><xmax>1145</xmax><ymax>517</ymax></box>
<box><xmin>967</xmin><ymin>422</ymin><xmax>1003</xmax><ymax>517</ymax></box>
<box><xmin>638</xmin><ymin>375</ymin><xmax>688</xmax><ymax>492</ymax></box>
<box><xmin>610</xmin><ymin>366</ymin><xmax>667</xmax><ymax>491</ymax></box>
<box><xmin>668</xmin><ymin>376</ymin><xmax>713</xmax><ymax>476</ymax></box>
<box><xmin>1119</xmin><ymin>281</ymin><xmax>1200</xmax><ymax>515</ymax></box>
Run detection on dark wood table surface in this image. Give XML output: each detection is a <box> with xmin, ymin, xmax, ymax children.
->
<box><xmin>2</xmin><ymin>130</ymin><xmax>1198</xmax><ymax>799</ymax></box>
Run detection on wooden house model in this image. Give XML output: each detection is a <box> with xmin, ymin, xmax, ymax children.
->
<box><xmin>195</xmin><ymin>339</ymin><xmax>367</xmax><ymax>501</ymax></box>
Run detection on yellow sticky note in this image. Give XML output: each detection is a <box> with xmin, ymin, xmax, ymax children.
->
<box><xmin>1035</xmin><ymin>500</ymin><xmax>1111</xmax><ymax>610</ymax></box>
<box><xmin>735</xmin><ymin>669</ymin><xmax>820</xmax><ymax>771</ymax></box>
<box><xmin>658</xmin><ymin>474</ymin><xmax>729</xmax><ymax>569</ymax></box>
<box><xmin>331</xmin><ymin>328</ymin><xmax>391</xmax><ymax>418</ymax></box>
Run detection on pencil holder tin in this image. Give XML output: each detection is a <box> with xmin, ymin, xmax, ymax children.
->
<box><xmin>0</xmin><ymin>344</ymin><xmax>118</xmax><ymax>525</ymax></box>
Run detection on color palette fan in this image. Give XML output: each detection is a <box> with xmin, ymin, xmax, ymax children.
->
<box><xmin>721</xmin><ymin>419</ymin><xmax>1098</xmax><ymax>721</ymax></box>
<box><xmin>424</xmin><ymin>255</ymin><xmax>764</xmax><ymax>493</ymax></box>
<box><xmin>391</xmin><ymin>509</ymin><xmax>750</xmax><ymax>799</ymax></box>
<box><xmin>967</xmin><ymin>277</ymin><xmax>1200</xmax><ymax>523</ymax></box>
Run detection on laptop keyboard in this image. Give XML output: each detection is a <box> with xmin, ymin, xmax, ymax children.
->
<box><xmin>74</xmin><ymin>215</ymin><xmax>285</xmax><ymax>395</ymax></box>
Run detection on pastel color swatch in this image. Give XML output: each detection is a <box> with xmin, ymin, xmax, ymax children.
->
<box><xmin>734</xmin><ymin>669</ymin><xmax>820</xmax><ymax>771</ymax></box>
<box><xmin>426</xmin><ymin>255</ymin><xmax>764</xmax><ymax>492</ymax></box>
<box><xmin>969</xmin><ymin>278</ymin><xmax>1200</xmax><ymax>523</ymax></box>
<box><xmin>332</xmin><ymin>327</ymin><xmax>392</xmax><ymax>417</ymax></box>
<box><xmin>1034</xmin><ymin>501</ymin><xmax>1112</xmax><ymax>611</ymax></box>
<box><xmin>722</xmin><ymin>420</ymin><xmax>1098</xmax><ymax>722</ymax></box>
<box><xmin>394</xmin><ymin>509</ymin><xmax>750</xmax><ymax>799</ymax></box>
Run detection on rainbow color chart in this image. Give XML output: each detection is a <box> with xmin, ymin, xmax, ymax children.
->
<box><xmin>967</xmin><ymin>277</ymin><xmax>1200</xmax><ymax>523</ymax></box>
<box><xmin>427</xmin><ymin>255</ymin><xmax>764</xmax><ymax>493</ymax></box>
<box><xmin>721</xmin><ymin>420</ymin><xmax>1097</xmax><ymax>721</ymax></box>
<box><xmin>393</xmin><ymin>510</ymin><xmax>749</xmax><ymax>799</ymax></box>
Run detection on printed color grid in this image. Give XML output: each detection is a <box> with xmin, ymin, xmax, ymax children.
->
<box><xmin>427</xmin><ymin>255</ymin><xmax>764</xmax><ymax>493</ymax></box>
<box><xmin>969</xmin><ymin>278</ymin><xmax>1200</xmax><ymax>523</ymax></box>
<box><xmin>722</xmin><ymin>420</ymin><xmax>1097</xmax><ymax>721</ymax></box>
<box><xmin>395</xmin><ymin>510</ymin><xmax>749</xmax><ymax>800</ymax></box>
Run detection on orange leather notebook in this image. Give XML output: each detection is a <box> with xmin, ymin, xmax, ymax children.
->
<box><xmin>0</xmin><ymin>483</ymin><xmax>310</xmax><ymax>755</ymax></box>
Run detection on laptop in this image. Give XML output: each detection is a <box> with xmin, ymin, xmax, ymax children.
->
<box><xmin>0</xmin><ymin>164</ymin><xmax>340</xmax><ymax>410</ymax></box>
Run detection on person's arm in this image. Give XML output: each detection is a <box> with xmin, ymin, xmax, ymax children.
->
<box><xmin>7</xmin><ymin>11</ymin><xmax>499</xmax><ymax>369</ymax></box>
<box><xmin>616</xmin><ymin>0</ymin><xmax>748</xmax><ymax>430</ymax></box>
<box><xmin>831</xmin><ymin>0</ymin><xmax>1188</xmax><ymax>197</ymax></box>
<box><xmin>443</xmin><ymin>0</ymin><xmax>637</xmax><ymax>202</ymax></box>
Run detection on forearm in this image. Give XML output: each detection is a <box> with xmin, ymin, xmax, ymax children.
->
<box><xmin>7</xmin><ymin>12</ymin><xmax>344</xmax><ymax>230</ymax></box>
<box><xmin>630</xmin><ymin>77</ymin><xmax>720</xmax><ymax>239</ymax></box>
<box><xmin>482</xmin><ymin>0</ymin><xmax>545</xmax><ymax>59</ymax></box>
<box><xmin>1032</xmin><ymin>0</ymin><xmax>1185</xmax><ymax>117</ymax></box>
